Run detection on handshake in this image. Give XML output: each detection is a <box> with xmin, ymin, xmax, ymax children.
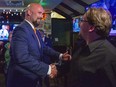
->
<box><xmin>49</xmin><ymin>51</ymin><xmax>71</xmax><ymax>78</ymax></box>
<box><xmin>49</xmin><ymin>64</ymin><xmax>57</xmax><ymax>78</ymax></box>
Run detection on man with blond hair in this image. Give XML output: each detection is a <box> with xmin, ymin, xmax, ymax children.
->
<box><xmin>69</xmin><ymin>7</ymin><xmax>116</xmax><ymax>87</ymax></box>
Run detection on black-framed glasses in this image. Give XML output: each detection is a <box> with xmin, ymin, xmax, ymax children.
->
<box><xmin>80</xmin><ymin>19</ymin><xmax>88</xmax><ymax>22</ymax></box>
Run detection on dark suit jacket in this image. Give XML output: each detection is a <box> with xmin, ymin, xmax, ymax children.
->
<box><xmin>69</xmin><ymin>39</ymin><xmax>116</xmax><ymax>87</ymax></box>
<box><xmin>7</xmin><ymin>21</ymin><xmax>60</xmax><ymax>87</ymax></box>
<box><xmin>42</xmin><ymin>37</ymin><xmax>52</xmax><ymax>64</ymax></box>
<box><xmin>44</xmin><ymin>37</ymin><xmax>52</xmax><ymax>47</ymax></box>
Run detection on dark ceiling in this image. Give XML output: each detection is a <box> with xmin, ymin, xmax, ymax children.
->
<box><xmin>53</xmin><ymin>0</ymin><xmax>99</xmax><ymax>19</ymax></box>
<box><xmin>0</xmin><ymin>0</ymin><xmax>99</xmax><ymax>19</ymax></box>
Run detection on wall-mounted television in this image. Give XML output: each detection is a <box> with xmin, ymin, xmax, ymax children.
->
<box><xmin>0</xmin><ymin>25</ymin><xmax>10</xmax><ymax>41</ymax></box>
<box><xmin>110</xmin><ymin>19</ymin><xmax>116</xmax><ymax>36</ymax></box>
<box><xmin>85</xmin><ymin>1</ymin><xmax>108</xmax><ymax>11</ymax></box>
<box><xmin>73</xmin><ymin>18</ymin><xmax>80</xmax><ymax>32</ymax></box>
<box><xmin>0</xmin><ymin>23</ymin><xmax>19</xmax><ymax>41</ymax></box>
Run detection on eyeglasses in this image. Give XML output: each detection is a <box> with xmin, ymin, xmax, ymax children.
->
<box><xmin>80</xmin><ymin>19</ymin><xmax>88</xmax><ymax>22</ymax></box>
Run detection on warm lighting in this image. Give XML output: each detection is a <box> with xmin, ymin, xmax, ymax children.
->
<box><xmin>51</xmin><ymin>11</ymin><xmax>66</xmax><ymax>19</ymax></box>
<box><xmin>0</xmin><ymin>12</ymin><xmax>23</xmax><ymax>23</ymax></box>
<box><xmin>42</xmin><ymin>13</ymin><xmax>47</xmax><ymax>20</ymax></box>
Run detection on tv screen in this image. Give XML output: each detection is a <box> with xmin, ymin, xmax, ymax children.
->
<box><xmin>0</xmin><ymin>25</ymin><xmax>10</xmax><ymax>41</ymax></box>
<box><xmin>110</xmin><ymin>19</ymin><xmax>116</xmax><ymax>36</ymax></box>
<box><xmin>85</xmin><ymin>1</ymin><xmax>108</xmax><ymax>11</ymax></box>
<box><xmin>73</xmin><ymin>18</ymin><xmax>80</xmax><ymax>32</ymax></box>
<box><xmin>0</xmin><ymin>23</ymin><xmax>19</xmax><ymax>41</ymax></box>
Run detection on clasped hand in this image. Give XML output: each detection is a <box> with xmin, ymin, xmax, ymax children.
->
<box><xmin>49</xmin><ymin>64</ymin><xmax>57</xmax><ymax>78</ymax></box>
<box><xmin>49</xmin><ymin>52</ymin><xmax>71</xmax><ymax>78</ymax></box>
<box><xmin>62</xmin><ymin>51</ymin><xmax>72</xmax><ymax>61</ymax></box>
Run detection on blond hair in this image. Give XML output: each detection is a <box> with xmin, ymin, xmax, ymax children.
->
<box><xmin>85</xmin><ymin>7</ymin><xmax>112</xmax><ymax>37</ymax></box>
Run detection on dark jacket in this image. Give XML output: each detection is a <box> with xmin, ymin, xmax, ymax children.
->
<box><xmin>69</xmin><ymin>39</ymin><xmax>116</xmax><ymax>87</ymax></box>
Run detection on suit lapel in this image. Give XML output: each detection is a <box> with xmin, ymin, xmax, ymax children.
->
<box><xmin>23</xmin><ymin>21</ymin><xmax>42</xmax><ymax>52</ymax></box>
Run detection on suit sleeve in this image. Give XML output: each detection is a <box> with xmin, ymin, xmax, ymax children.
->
<box><xmin>43</xmin><ymin>44</ymin><xmax>60</xmax><ymax>61</ymax></box>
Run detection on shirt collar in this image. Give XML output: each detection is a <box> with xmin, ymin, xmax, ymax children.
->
<box><xmin>88</xmin><ymin>39</ymin><xmax>105</xmax><ymax>52</ymax></box>
<box><xmin>25</xmin><ymin>19</ymin><xmax>34</xmax><ymax>29</ymax></box>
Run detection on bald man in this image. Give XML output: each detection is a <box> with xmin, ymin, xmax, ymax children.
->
<box><xmin>7</xmin><ymin>3</ymin><xmax>71</xmax><ymax>87</ymax></box>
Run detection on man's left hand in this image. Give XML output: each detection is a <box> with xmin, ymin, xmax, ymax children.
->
<box><xmin>62</xmin><ymin>51</ymin><xmax>72</xmax><ymax>61</ymax></box>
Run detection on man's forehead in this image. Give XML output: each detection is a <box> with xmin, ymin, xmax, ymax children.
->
<box><xmin>28</xmin><ymin>3</ymin><xmax>44</xmax><ymax>10</ymax></box>
<box><xmin>35</xmin><ymin>5</ymin><xmax>44</xmax><ymax>12</ymax></box>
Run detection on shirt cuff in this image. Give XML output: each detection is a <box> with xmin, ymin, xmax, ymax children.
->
<box><xmin>47</xmin><ymin>65</ymin><xmax>51</xmax><ymax>75</ymax></box>
<box><xmin>47</xmin><ymin>53</ymin><xmax>63</xmax><ymax>75</ymax></box>
<box><xmin>59</xmin><ymin>53</ymin><xmax>63</xmax><ymax>60</ymax></box>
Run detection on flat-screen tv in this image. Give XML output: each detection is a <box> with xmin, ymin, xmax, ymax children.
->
<box><xmin>85</xmin><ymin>1</ymin><xmax>108</xmax><ymax>11</ymax></box>
<box><xmin>0</xmin><ymin>23</ymin><xmax>19</xmax><ymax>41</ymax></box>
<box><xmin>110</xmin><ymin>19</ymin><xmax>116</xmax><ymax>36</ymax></box>
<box><xmin>73</xmin><ymin>18</ymin><xmax>80</xmax><ymax>32</ymax></box>
<box><xmin>0</xmin><ymin>25</ymin><xmax>10</xmax><ymax>41</ymax></box>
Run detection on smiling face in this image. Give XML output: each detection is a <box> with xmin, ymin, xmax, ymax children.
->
<box><xmin>26</xmin><ymin>3</ymin><xmax>44</xmax><ymax>27</ymax></box>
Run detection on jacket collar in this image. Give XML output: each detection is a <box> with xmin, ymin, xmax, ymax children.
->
<box><xmin>88</xmin><ymin>38</ymin><xmax>106</xmax><ymax>52</ymax></box>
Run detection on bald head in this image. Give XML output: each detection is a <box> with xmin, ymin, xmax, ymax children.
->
<box><xmin>25</xmin><ymin>3</ymin><xmax>44</xmax><ymax>27</ymax></box>
<box><xmin>26</xmin><ymin>3</ymin><xmax>43</xmax><ymax>11</ymax></box>
<box><xmin>25</xmin><ymin>3</ymin><xmax>44</xmax><ymax>15</ymax></box>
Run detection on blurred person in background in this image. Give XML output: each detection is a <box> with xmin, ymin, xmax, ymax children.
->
<box><xmin>4</xmin><ymin>31</ymin><xmax>13</xmax><ymax>85</ymax></box>
<box><xmin>0</xmin><ymin>41</ymin><xmax>4</xmax><ymax>54</ymax></box>
<box><xmin>0</xmin><ymin>41</ymin><xmax>5</xmax><ymax>68</ymax></box>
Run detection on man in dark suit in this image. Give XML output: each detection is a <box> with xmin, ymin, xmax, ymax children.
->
<box><xmin>6</xmin><ymin>3</ymin><xmax>71</xmax><ymax>87</ymax></box>
<box><xmin>69</xmin><ymin>7</ymin><xmax>116</xmax><ymax>87</ymax></box>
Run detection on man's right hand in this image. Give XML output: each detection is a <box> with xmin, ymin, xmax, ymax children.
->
<box><xmin>49</xmin><ymin>64</ymin><xmax>57</xmax><ymax>78</ymax></box>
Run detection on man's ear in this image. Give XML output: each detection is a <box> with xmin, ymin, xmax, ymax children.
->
<box><xmin>89</xmin><ymin>26</ymin><xmax>95</xmax><ymax>32</ymax></box>
<box><xmin>27</xmin><ymin>10</ymin><xmax>31</xmax><ymax>16</ymax></box>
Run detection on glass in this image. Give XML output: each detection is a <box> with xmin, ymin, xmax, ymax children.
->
<box><xmin>80</xmin><ymin>19</ymin><xmax>88</xmax><ymax>22</ymax></box>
